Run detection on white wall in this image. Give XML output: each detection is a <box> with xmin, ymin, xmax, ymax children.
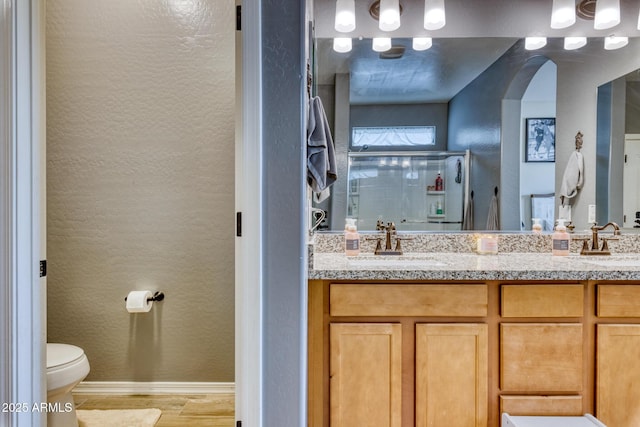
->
<box><xmin>520</xmin><ymin>61</ymin><xmax>556</xmax><ymax>229</ymax></box>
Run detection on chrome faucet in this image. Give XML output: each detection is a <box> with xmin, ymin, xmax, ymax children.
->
<box><xmin>369</xmin><ymin>220</ymin><xmax>410</xmax><ymax>255</ymax></box>
<box><xmin>577</xmin><ymin>222</ymin><xmax>621</xmax><ymax>255</ymax></box>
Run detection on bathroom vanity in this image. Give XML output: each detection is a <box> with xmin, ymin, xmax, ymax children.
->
<box><xmin>308</xmin><ymin>233</ymin><xmax>640</xmax><ymax>427</ymax></box>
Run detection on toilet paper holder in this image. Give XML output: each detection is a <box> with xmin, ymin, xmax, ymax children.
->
<box><xmin>124</xmin><ymin>291</ymin><xmax>165</xmax><ymax>303</ymax></box>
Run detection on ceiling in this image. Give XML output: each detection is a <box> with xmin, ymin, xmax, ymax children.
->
<box><xmin>316</xmin><ymin>37</ymin><xmax>518</xmax><ymax>104</ymax></box>
<box><xmin>313</xmin><ymin>0</ymin><xmax>640</xmax><ymax>104</ymax></box>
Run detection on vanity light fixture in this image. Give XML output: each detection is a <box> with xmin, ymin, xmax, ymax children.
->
<box><xmin>412</xmin><ymin>37</ymin><xmax>433</xmax><ymax>51</ymax></box>
<box><xmin>333</xmin><ymin>37</ymin><xmax>352</xmax><ymax>53</ymax></box>
<box><xmin>603</xmin><ymin>35</ymin><xmax>628</xmax><ymax>50</ymax></box>
<box><xmin>372</xmin><ymin>37</ymin><xmax>392</xmax><ymax>52</ymax></box>
<box><xmin>594</xmin><ymin>0</ymin><xmax>620</xmax><ymax>30</ymax></box>
<box><xmin>564</xmin><ymin>36</ymin><xmax>587</xmax><ymax>50</ymax></box>
<box><xmin>637</xmin><ymin>6</ymin><xmax>640</xmax><ymax>30</ymax></box>
<box><xmin>525</xmin><ymin>37</ymin><xmax>547</xmax><ymax>50</ymax></box>
<box><xmin>551</xmin><ymin>0</ymin><xmax>576</xmax><ymax>29</ymax></box>
<box><xmin>379</xmin><ymin>0</ymin><xmax>401</xmax><ymax>31</ymax></box>
<box><xmin>424</xmin><ymin>0</ymin><xmax>446</xmax><ymax>31</ymax></box>
<box><xmin>334</xmin><ymin>0</ymin><xmax>356</xmax><ymax>32</ymax></box>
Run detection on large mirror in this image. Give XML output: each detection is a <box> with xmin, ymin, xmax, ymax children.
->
<box><xmin>597</xmin><ymin>68</ymin><xmax>640</xmax><ymax>229</ymax></box>
<box><xmin>311</xmin><ymin>33</ymin><xmax>640</xmax><ymax>231</ymax></box>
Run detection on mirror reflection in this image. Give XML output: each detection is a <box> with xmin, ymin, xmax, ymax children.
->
<box><xmin>597</xmin><ymin>69</ymin><xmax>640</xmax><ymax>229</ymax></box>
<box><xmin>312</xmin><ymin>36</ymin><xmax>640</xmax><ymax>232</ymax></box>
<box><xmin>314</xmin><ymin>37</ymin><xmax>559</xmax><ymax>231</ymax></box>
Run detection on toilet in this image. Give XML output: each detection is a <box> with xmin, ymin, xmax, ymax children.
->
<box><xmin>46</xmin><ymin>343</ymin><xmax>90</xmax><ymax>427</ymax></box>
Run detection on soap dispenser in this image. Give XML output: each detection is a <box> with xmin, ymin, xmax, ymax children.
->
<box><xmin>532</xmin><ymin>218</ymin><xmax>542</xmax><ymax>234</ymax></box>
<box><xmin>344</xmin><ymin>218</ymin><xmax>360</xmax><ymax>256</ymax></box>
<box><xmin>552</xmin><ymin>219</ymin><xmax>571</xmax><ymax>256</ymax></box>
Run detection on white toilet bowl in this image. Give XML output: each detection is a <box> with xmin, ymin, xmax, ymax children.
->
<box><xmin>46</xmin><ymin>343</ymin><xmax>90</xmax><ymax>427</ymax></box>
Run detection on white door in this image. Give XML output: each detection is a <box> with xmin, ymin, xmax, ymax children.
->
<box><xmin>623</xmin><ymin>135</ymin><xmax>640</xmax><ymax>228</ymax></box>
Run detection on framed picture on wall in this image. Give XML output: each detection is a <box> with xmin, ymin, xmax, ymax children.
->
<box><xmin>525</xmin><ymin>118</ymin><xmax>556</xmax><ymax>162</ymax></box>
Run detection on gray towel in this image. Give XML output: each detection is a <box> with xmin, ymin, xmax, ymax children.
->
<box><xmin>559</xmin><ymin>150</ymin><xmax>584</xmax><ymax>204</ymax></box>
<box><xmin>307</xmin><ymin>96</ymin><xmax>337</xmax><ymax>192</ymax></box>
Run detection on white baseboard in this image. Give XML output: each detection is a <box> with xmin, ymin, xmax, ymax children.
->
<box><xmin>74</xmin><ymin>381</ymin><xmax>235</xmax><ymax>395</ymax></box>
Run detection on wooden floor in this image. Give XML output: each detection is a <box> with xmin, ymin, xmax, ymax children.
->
<box><xmin>73</xmin><ymin>393</ymin><xmax>235</xmax><ymax>426</ymax></box>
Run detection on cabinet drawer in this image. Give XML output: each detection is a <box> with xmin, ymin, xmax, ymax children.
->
<box><xmin>330</xmin><ymin>284</ymin><xmax>487</xmax><ymax>317</ymax></box>
<box><xmin>598</xmin><ymin>285</ymin><xmax>640</xmax><ymax>317</ymax></box>
<box><xmin>500</xmin><ymin>396</ymin><xmax>583</xmax><ymax>416</ymax></box>
<box><xmin>500</xmin><ymin>323</ymin><xmax>583</xmax><ymax>392</ymax></box>
<box><xmin>502</xmin><ymin>284</ymin><xmax>583</xmax><ymax>318</ymax></box>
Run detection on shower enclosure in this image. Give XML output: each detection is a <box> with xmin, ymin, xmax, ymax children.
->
<box><xmin>346</xmin><ymin>150</ymin><xmax>470</xmax><ymax>231</ymax></box>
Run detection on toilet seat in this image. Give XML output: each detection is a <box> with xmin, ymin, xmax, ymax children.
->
<box><xmin>46</xmin><ymin>343</ymin><xmax>90</xmax><ymax>392</ymax></box>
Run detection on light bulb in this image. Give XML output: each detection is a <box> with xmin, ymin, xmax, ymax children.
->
<box><xmin>594</xmin><ymin>0</ymin><xmax>620</xmax><ymax>30</ymax></box>
<box><xmin>551</xmin><ymin>0</ymin><xmax>576</xmax><ymax>29</ymax></box>
<box><xmin>333</xmin><ymin>37</ymin><xmax>352</xmax><ymax>53</ymax></box>
<box><xmin>424</xmin><ymin>0</ymin><xmax>446</xmax><ymax>31</ymax></box>
<box><xmin>372</xmin><ymin>37</ymin><xmax>392</xmax><ymax>52</ymax></box>
<box><xmin>379</xmin><ymin>0</ymin><xmax>401</xmax><ymax>32</ymax></box>
<box><xmin>412</xmin><ymin>37</ymin><xmax>433</xmax><ymax>51</ymax></box>
<box><xmin>604</xmin><ymin>36</ymin><xmax>628</xmax><ymax>50</ymax></box>
<box><xmin>334</xmin><ymin>0</ymin><xmax>356</xmax><ymax>33</ymax></box>
<box><xmin>525</xmin><ymin>37</ymin><xmax>547</xmax><ymax>50</ymax></box>
<box><xmin>564</xmin><ymin>36</ymin><xmax>587</xmax><ymax>50</ymax></box>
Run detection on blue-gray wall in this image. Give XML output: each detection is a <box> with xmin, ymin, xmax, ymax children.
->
<box><xmin>350</xmin><ymin>103</ymin><xmax>449</xmax><ymax>151</ymax></box>
<box><xmin>448</xmin><ymin>40</ymin><xmax>547</xmax><ymax>229</ymax></box>
<box><xmin>262</xmin><ymin>0</ymin><xmax>307</xmax><ymax>425</ymax></box>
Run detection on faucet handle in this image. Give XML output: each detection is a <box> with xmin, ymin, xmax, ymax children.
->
<box><xmin>573</xmin><ymin>236</ymin><xmax>590</xmax><ymax>255</ymax></box>
<box><xmin>601</xmin><ymin>236</ymin><xmax>619</xmax><ymax>254</ymax></box>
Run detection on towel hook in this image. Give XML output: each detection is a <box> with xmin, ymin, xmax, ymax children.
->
<box><xmin>575</xmin><ymin>131</ymin><xmax>583</xmax><ymax>151</ymax></box>
<box><xmin>494</xmin><ymin>186</ymin><xmax>499</xmax><ymax>196</ymax></box>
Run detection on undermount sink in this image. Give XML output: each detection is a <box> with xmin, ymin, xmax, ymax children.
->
<box><xmin>579</xmin><ymin>257</ymin><xmax>640</xmax><ymax>268</ymax></box>
<box><xmin>346</xmin><ymin>254</ymin><xmax>447</xmax><ymax>268</ymax></box>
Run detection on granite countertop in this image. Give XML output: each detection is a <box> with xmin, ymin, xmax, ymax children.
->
<box><xmin>310</xmin><ymin>252</ymin><xmax>640</xmax><ymax>281</ymax></box>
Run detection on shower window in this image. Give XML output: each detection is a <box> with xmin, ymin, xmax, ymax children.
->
<box><xmin>351</xmin><ymin>126</ymin><xmax>436</xmax><ymax>150</ymax></box>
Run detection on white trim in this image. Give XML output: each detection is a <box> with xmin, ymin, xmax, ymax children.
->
<box><xmin>0</xmin><ymin>1</ymin><xmax>13</xmax><ymax>425</ymax></box>
<box><xmin>236</xmin><ymin>0</ymin><xmax>263</xmax><ymax>426</ymax></box>
<box><xmin>74</xmin><ymin>382</ymin><xmax>235</xmax><ymax>395</ymax></box>
<box><xmin>8</xmin><ymin>1</ymin><xmax>46</xmax><ymax>426</ymax></box>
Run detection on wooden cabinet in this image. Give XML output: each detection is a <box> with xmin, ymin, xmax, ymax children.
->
<box><xmin>415</xmin><ymin>324</ymin><xmax>488</xmax><ymax>427</ymax></box>
<box><xmin>501</xmin><ymin>284</ymin><xmax>583</xmax><ymax>318</ymax></box>
<box><xmin>330</xmin><ymin>284</ymin><xmax>487</xmax><ymax>317</ymax></box>
<box><xmin>309</xmin><ymin>280</ymin><xmax>640</xmax><ymax>427</ymax></box>
<box><xmin>595</xmin><ymin>286</ymin><xmax>640</xmax><ymax>427</ymax></box>
<box><xmin>596</xmin><ymin>325</ymin><xmax>640</xmax><ymax>427</ymax></box>
<box><xmin>500</xmin><ymin>323</ymin><xmax>583</xmax><ymax>392</ymax></box>
<box><xmin>597</xmin><ymin>285</ymin><xmax>640</xmax><ymax>317</ymax></box>
<box><xmin>310</xmin><ymin>282</ymin><xmax>489</xmax><ymax>427</ymax></box>
<box><xmin>330</xmin><ymin>323</ymin><xmax>402</xmax><ymax>427</ymax></box>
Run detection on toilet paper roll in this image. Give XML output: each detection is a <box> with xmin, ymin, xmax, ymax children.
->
<box><xmin>126</xmin><ymin>290</ymin><xmax>153</xmax><ymax>313</ymax></box>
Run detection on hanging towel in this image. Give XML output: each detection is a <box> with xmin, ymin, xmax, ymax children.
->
<box><xmin>559</xmin><ymin>150</ymin><xmax>584</xmax><ymax>205</ymax></box>
<box><xmin>307</xmin><ymin>96</ymin><xmax>337</xmax><ymax>193</ymax></box>
<box><xmin>485</xmin><ymin>188</ymin><xmax>499</xmax><ymax>230</ymax></box>
<box><xmin>462</xmin><ymin>191</ymin><xmax>474</xmax><ymax>230</ymax></box>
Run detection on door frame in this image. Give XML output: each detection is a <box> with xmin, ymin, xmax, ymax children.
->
<box><xmin>1</xmin><ymin>1</ymin><xmax>47</xmax><ymax>426</ymax></box>
<box><xmin>235</xmin><ymin>0</ymin><xmax>263</xmax><ymax>425</ymax></box>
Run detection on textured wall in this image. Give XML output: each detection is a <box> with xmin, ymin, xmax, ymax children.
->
<box><xmin>46</xmin><ymin>0</ymin><xmax>235</xmax><ymax>382</ymax></box>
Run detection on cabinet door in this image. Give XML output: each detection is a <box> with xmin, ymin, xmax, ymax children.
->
<box><xmin>597</xmin><ymin>325</ymin><xmax>640</xmax><ymax>427</ymax></box>
<box><xmin>416</xmin><ymin>324</ymin><xmax>488</xmax><ymax>427</ymax></box>
<box><xmin>330</xmin><ymin>323</ymin><xmax>402</xmax><ymax>427</ymax></box>
<box><xmin>501</xmin><ymin>323</ymin><xmax>583</xmax><ymax>392</ymax></box>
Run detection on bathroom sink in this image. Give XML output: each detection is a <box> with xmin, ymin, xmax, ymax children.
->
<box><xmin>578</xmin><ymin>257</ymin><xmax>640</xmax><ymax>268</ymax></box>
<box><xmin>346</xmin><ymin>254</ymin><xmax>447</xmax><ymax>268</ymax></box>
